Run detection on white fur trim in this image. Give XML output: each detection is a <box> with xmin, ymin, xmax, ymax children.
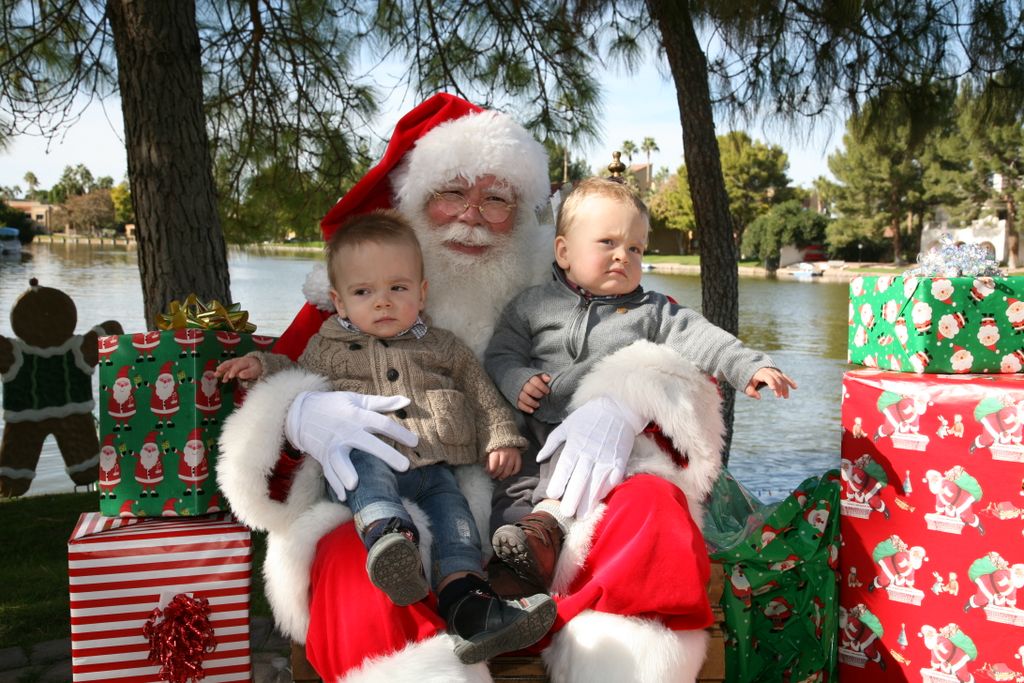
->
<box><xmin>391</xmin><ymin>110</ymin><xmax>550</xmax><ymax>213</ymax></box>
<box><xmin>303</xmin><ymin>263</ymin><xmax>334</xmax><ymax>312</ymax></box>
<box><xmin>266</xmin><ymin>501</ymin><xmax>351</xmax><ymax>642</ymax></box>
<box><xmin>543</xmin><ymin>611</ymin><xmax>709</xmax><ymax>683</ymax></box>
<box><xmin>217</xmin><ymin>368</ymin><xmax>331</xmax><ymax>535</ymax></box>
<box><xmin>339</xmin><ymin>634</ymin><xmax>491</xmax><ymax>683</ymax></box>
<box><xmin>571</xmin><ymin>341</ymin><xmax>724</xmax><ymax>506</ymax></box>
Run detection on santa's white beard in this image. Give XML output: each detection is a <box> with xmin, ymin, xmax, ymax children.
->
<box><xmin>140</xmin><ymin>445</ymin><xmax>159</xmax><ymax>469</ymax></box>
<box><xmin>200</xmin><ymin>374</ymin><xmax>217</xmax><ymax>398</ymax></box>
<box><xmin>154</xmin><ymin>376</ymin><xmax>175</xmax><ymax>400</ymax></box>
<box><xmin>411</xmin><ymin>214</ymin><xmax>550</xmax><ymax>358</ymax></box>
<box><xmin>100</xmin><ymin>449</ymin><xmax>117</xmax><ymax>472</ymax></box>
<box><xmin>184</xmin><ymin>443</ymin><xmax>204</xmax><ymax>467</ymax></box>
<box><xmin>112</xmin><ymin>380</ymin><xmax>132</xmax><ymax>404</ymax></box>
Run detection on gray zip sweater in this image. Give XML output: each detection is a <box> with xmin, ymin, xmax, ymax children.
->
<box><xmin>484</xmin><ymin>265</ymin><xmax>776</xmax><ymax>424</ymax></box>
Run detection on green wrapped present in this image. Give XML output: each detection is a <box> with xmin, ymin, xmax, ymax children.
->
<box><xmin>707</xmin><ymin>469</ymin><xmax>841</xmax><ymax>683</ymax></box>
<box><xmin>847</xmin><ymin>274</ymin><xmax>1024</xmax><ymax>373</ymax></box>
<box><xmin>96</xmin><ymin>296</ymin><xmax>276</xmax><ymax>517</ymax></box>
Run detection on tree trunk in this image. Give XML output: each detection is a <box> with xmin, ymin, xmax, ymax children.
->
<box><xmin>647</xmin><ymin>0</ymin><xmax>738</xmax><ymax>459</ymax></box>
<box><xmin>108</xmin><ymin>0</ymin><xmax>230</xmax><ymax>326</ymax></box>
<box><xmin>890</xmin><ymin>213</ymin><xmax>902</xmax><ymax>264</ymax></box>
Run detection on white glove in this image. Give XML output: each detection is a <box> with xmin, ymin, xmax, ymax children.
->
<box><xmin>285</xmin><ymin>390</ymin><xmax>417</xmax><ymax>501</ymax></box>
<box><xmin>538</xmin><ymin>395</ymin><xmax>646</xmax><ymax>518</ymax></box>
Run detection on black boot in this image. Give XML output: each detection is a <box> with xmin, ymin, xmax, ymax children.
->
<box><xmin>437</xmin><ymin>575</ymin><xmax>556</xmax><ymax>664</ymax></box>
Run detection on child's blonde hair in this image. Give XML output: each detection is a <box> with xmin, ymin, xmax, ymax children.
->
<box><xmin>325</xmin><ymin>210</ymin><xmax>424</xmax><ymax>288</ymax></box>
<box><xmin>556</xmin><ymin>178</ymin><xmax>650</xmax><ymax>238</ymax></box>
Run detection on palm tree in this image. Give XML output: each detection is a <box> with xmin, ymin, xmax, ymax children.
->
<box><xmin>621</xmin><ymin>139</ymin><xmax>637</xmax><ymax>166</ymax></box>
<box><xmin>23</xmin><ymin>172</ymin><xmax>39</xmax><ymax>199</ymax></box>
<box><xmin>641</xmin><ymin>137</ymin><xmax>659</xmax><ymax>185</ymax></box>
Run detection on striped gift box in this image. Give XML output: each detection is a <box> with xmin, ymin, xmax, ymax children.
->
<box><xmin>68</xmin><ymin>512</ymin><xmax>251</xmax><ymax>682</ymax></box>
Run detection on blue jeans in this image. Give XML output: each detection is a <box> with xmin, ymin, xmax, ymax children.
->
<box><xmin>345</xmin><ymin>450</ymin><xmax>483</xmax><ymax>587</ymax></box>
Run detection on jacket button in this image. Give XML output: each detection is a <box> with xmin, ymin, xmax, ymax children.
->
<box><xmin>395</xmin><ymin>408</ymin><xmax>407</xmax><ymax>419</ymax></box>
<box><xmin>348</xmin><ymin>342</ymin><xmax>362</xmax><ymax>350</ymax></box>
<box><xmin>386</xmin><ymin>368</ymin><xmax>399</xmax><ymax>381</ymax></box>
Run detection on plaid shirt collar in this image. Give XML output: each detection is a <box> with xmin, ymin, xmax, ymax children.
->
<box><xmin>337</xmin><ymin>315</ymin><xmax>429</xmax><ymax>340</ymax></box>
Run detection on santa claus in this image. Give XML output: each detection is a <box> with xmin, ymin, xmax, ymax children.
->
<box><xmin>195</xmin><ymin>359</ymin><xmax>222</xmax><ymax>424</ymax></box>
<box><xmin>98</xmin><ymin>434</ymin><xmax>121</xmax><ymax>499</ymax></box>
<box><xmin>150</xmin><ymin>361</ymin><xmax>180</xmax><ymax>428</ymax></box>
<box><xmin>106</xmin><ymin>366</ymin><xmax>137</xmax><ymax>432</ymax></box>
<box><xmin>174</xmin><ymin>327</ymin><xmax>204</xmax><ymax>358</ymax></box>
<box><xmin>135</xmin><ymin>431</ymin><xmax>163</xmax><ymax>498</ymax></box>
<box><xmin>218</xmin><ymin>94</ymin><xmax>724</xmax><ymax>682</ymax></box>
<box><xmin>178</xmin><ymin>428</ymin><xmax>209</xmax><ymax>495</ymax></box>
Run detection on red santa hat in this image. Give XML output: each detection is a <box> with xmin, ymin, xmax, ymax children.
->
<box><xmin>116</xmin><ymin>366</ymin><xmax>130</xmax><ymax>380</ymax></box>
<box><xmin>143</xmin><ymin>431</ymin><xmax>158</xmax><ymax>447</ymax></box>
<box><xmin>319</xmin><ymin>93</ymin><xmax>549</xmax><ymax>240</ymax></box>
<box><xmin>187</xmin><ymin>428</ymin><xmax>204</xmax><ymax>444</ymax></box>
<box><xmin>204</xmin><ymin>359</ymin><xmax>218</xmax><ymax>375</ymax></box>
<box><xmin>159</xmin><ymin>361</ymin><xmax>174</xmax><ymax>377</ymax></box>
<box><xmin>103</xmin><ymin>433</ymin><xmax>117</xmax><ymax>448</ymax></box>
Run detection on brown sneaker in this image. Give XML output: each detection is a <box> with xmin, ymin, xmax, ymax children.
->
<box><xmin>491</xmin><ymin>511</ymin><xmax>564</xmax><ymax>591</ymax></box>
<box><xmin>486</xmin><ymin>556</ymin><xmax>544</xmax><ymax>599</ymax></box>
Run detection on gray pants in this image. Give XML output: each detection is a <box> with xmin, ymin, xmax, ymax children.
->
<box><xmin>489</xmin><ymin>415</ymin><xmax>559</xmax><ymax>535</ymax></box>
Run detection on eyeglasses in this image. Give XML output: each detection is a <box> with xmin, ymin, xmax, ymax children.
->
<box><xmin>429</xmin><ymin>192</ymin><xmax>516</xmax><ymax>223</ymax></box>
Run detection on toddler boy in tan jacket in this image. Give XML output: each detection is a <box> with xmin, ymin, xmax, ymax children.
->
<box><xmin>217</xmin><ymin>211</ymin><xmax>554</xmax><ymax>664</ymax></box>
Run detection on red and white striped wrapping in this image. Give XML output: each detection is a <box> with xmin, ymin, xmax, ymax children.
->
<box><xmin>68</xmin><ymin>512</ymin><xmax>252</xmax><ymax>682</ymax></box>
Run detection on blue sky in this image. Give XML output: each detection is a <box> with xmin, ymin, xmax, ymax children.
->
<box><xmin>1</xmin><ymin>60</ymin><xmax>842</xmax><ymax>192</ymax></box>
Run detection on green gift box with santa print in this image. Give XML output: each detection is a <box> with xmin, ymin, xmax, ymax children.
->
<box><xmin>848</xmin><ymin>274</ymin><xmax>1024</xmax><ymax>374</ymax></box>
<box><xmin>96</xmin><ymin>327</ymin><xmax>277</xmax><ymax>517</ymax></box>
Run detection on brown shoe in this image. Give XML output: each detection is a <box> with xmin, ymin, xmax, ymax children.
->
<box><xmin>491</xmin><ymin>511</ymin><xmax>564</xmax><ymax>591</ymax></box>
<box><xmin>486</xmin><ymin>556</ymin><xmax>544</xmax><ymax>599</ymax></box>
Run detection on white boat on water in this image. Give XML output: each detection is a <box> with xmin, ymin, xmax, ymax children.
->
<box><xmin>785</xmin><ymin>262</ymin><xmax>823</xmax><ymax>279</ymax></box>
<box><xmin>0</xmin><ymin>227</ymin><xmax>22</xmax><ymax>255</ymax></box>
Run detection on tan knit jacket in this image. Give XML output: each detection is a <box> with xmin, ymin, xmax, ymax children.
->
<box><xmin>254</xmin><ymin>316</ymin><xmax>526</xmax><ymax>468</ymax></box>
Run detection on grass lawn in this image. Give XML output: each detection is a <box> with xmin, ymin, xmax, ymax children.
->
<box><xmin>0</xmin><ymin>492</ymin><xmax>270</xmax><ymax>650</ymax></box>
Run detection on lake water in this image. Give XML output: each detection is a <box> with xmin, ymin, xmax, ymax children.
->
<box><xmin>0</xmin><ymin>242</ymin><xmax>847</xmax><ymax>501</ymax></box>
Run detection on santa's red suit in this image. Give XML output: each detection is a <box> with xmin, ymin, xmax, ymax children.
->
<box><xmin>107</xmin><ymin>371</ymin><xmax>137</xmax><ymax>426</ymax></box>
<box><xmin>179</xmin><ymin>449</ymin><xmax>210</xmax><ymax>489</ymax></box>
<box><xmin>218</xmin><ymin>95</ymin><xmax>723</xmax><ymax>683</ymax></box>
<box><xmin>174</xmin><ymin>328</ymin><xmax>204</xmax><ymax>355</ymax></box>
<box><xmin>150</xmin><ymin>366</ymin><xmax>180</xmax><ymax>420</ymax></box>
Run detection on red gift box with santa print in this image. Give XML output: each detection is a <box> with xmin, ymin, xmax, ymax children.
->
<box><xmin>68</xmin><ymin>511</ymin><xmax>252</xmax><ymax>682</ymax></box>
<box><xmin>97</xmin><ymin>329</ymin><xmax>276</xmax><ymax>517</ymax></box>
<box><xmin>839</xmin><ymin>369</ymin><xmax>1024</xmax><ymax>681</ymax></box>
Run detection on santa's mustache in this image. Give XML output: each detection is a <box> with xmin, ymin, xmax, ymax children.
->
<box><xmin>433</xmin><ymin>222</ymin><xmax>504</xmax><ymax>248</ymax></box>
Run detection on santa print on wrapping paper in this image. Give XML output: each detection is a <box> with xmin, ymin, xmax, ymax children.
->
<box><xmin>762</xmin><ymin>596</ymin><xmax>793</xmax><ymax>631</ymax></box>
<box><xmin>841</xmin><ymin>454</ymin><xmax>891</xmax><ymax>519</ymax></box>
<box><xmin>105</xmin><ymin>365</ymin><xmax>137</xmax><ymax>432</ymax></box>
<box><xmin>923</xmin><ymin>465</ymin><xmax>986</xmax><ymax>536</ymax></box>
<box><xmin>173</xmin><ymin>328</ymin><xmax>203</xmax><ymax>357</ymax></box>
<box><xmin>874</xmin><ymin>389</ymin><xmax>931</xmax><ymax>451</ymax></box>
<box><xmin>918</xmin><ymin>623</ymin><xmax>978</xmax><ymax>683</ymax></box>
<box><xmin>195</xmin><ymin>359</ymin><xmax>222</xmax><ymax>425</ymax></box>
<box><xmin>970</xmin><ymin>394</ymin><xmax>1024</xmax><ymax>461</ymax></box>
<box><xmin>176</xmin><ymin>428</ymin><xmax>210</xmax><ymax>495</ymax></box>
<box><xmin>215</xmin><ymin>331</ymin><xmax>240</xmax><ymax>357</ymax></box>
<box><xmin>131</xmin><ymin>330</ymin><xmax>161</xmax><ymax>362</ymax></box>
<box><xmin>150</xmin><ymin>361</ymin><xmax>181</xmax><ymax>429</ymax></box>
<box><xmin>135</xmin><ymin>431</ymin><xmax>164</xmax><ymax>498</ymax></box>
<box><xmin>839</xmin><ymin>604</ymin><xmax>886</xmax><ymax>670</ymax></box>
<box><xmin>728</xmin><ymin>565</ymin><xmax>752</xmax><ymax>610</ymax></box>
<box><xmin>963</xmin><ymin>551</ymin><xmax>1024</xmax><ymax>625</ymax></box>
<box><xmin>867</xmin><ymin>533</ymin><xmax>928</xmax><ymax>605</ymax></box>
<box><xmin>98</xmin><ymin>434</ymin><xmax>123</xmax><ymax>499</ymax></box>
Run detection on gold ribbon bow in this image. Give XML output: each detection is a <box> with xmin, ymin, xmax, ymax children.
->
<box><xmin>154</xmin><ymin>293</ymin><xmax>256</xmax><ymax>333</ymax></box>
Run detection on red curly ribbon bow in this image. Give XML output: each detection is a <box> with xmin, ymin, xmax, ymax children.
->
<box><xmin>143</xmin><ymin>593</ymin><xmax>218</xmax><ymax>682</ymax></box>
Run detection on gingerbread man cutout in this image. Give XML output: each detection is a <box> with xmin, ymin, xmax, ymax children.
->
<box><xmin>0</xmin><ymin>279</ymin><xmax>123</xmax><ymax>496</ymax></box>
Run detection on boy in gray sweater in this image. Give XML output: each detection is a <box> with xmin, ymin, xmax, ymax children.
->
<box><xmin>484</xmin><ymin>178</ymin><xmax>796</xmax><ymax>593</ymax></box>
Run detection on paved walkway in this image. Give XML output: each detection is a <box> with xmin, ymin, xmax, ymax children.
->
<box><xmin>0</xmin><ymin>616</ymin><xmax>295</xmax><ymax>683</ymax></box>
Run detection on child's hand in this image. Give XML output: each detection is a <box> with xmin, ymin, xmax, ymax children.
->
<box><xmin>215</xmin><ymin>356</ymin><xmax>263</xmax><ymax>382</ymax></box>
<box><xmin>517</xmin><ymin>373</ymin><xmax>551</xmax><ymax>413</ymax></box>
<box><xmin>487</xmin><ymin>447</ymin><xmax>522</xmax><ymax>480</ymax></box>
<box><xmin>744</xmin><ymin>367</ymin><xmax>797</xmax><ymax>399</ymax></box>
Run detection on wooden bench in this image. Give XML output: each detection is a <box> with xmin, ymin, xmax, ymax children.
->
<box><xmin>291</xmin><ymin>562</ymin><xmax>726</xmax><ymax>682</ymax></box>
